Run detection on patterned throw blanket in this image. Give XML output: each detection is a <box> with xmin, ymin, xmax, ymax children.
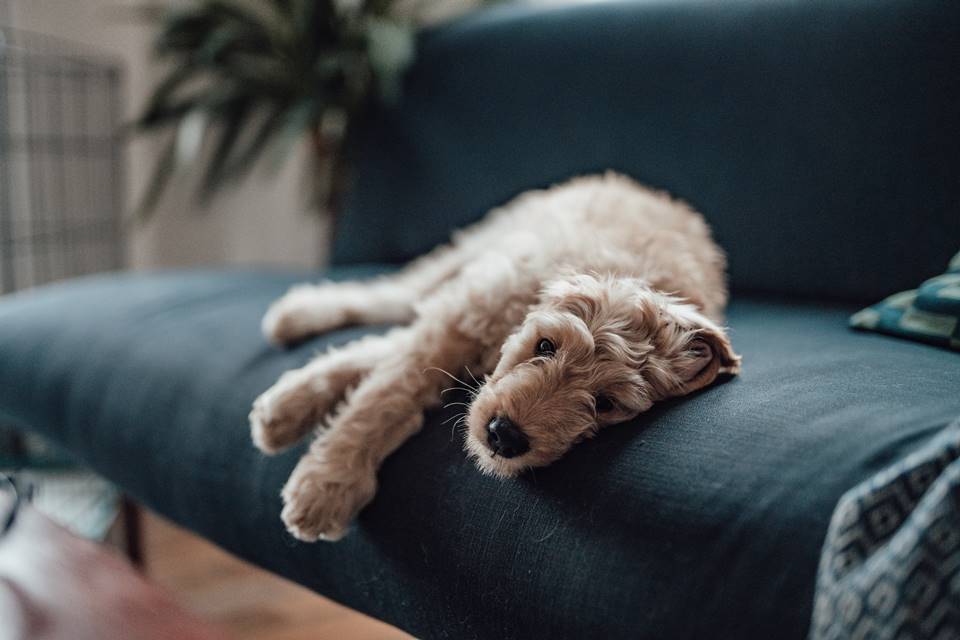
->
<box><xmin>811</xmin><ymin>419</ymin><xmax>960</xmax><ymax>639</ymax></box>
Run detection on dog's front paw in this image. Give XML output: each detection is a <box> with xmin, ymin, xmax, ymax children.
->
<box><xmin>250</xmin><ymin>373</ymin><xmax>322</xmax><ymax>455</ymax></box>
<box><xmin>261</xmin><ymin>285</ymin><xmax>347</xmax><ymax>346</ymax></box>
<box><xmin>280</xmin><ymin>457</ymin><xmax>377</xmax><ymax>542</ymax></box>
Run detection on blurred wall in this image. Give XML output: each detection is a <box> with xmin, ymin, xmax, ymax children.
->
<box><xmin>6</xmin><ymin>0</ymin><xmax>327</xmax><ymax>270</ymax></box>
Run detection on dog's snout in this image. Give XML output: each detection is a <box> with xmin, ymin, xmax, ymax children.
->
<box><xmin>486</xmin><ymin>416</ymin><xmax>529</xmax><ymax>459</ymax></box>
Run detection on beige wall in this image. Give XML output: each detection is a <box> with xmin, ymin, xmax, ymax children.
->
<box><xmin>7</xmin><ymin>0</ymin><xmax>327</xmax><ymax>270</ymax></box>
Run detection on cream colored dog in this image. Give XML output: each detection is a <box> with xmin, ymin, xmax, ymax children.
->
<box><xmin>250</xmin><ymin>173</ymin><xmax>741</xmax><ymax>542</ymax></box>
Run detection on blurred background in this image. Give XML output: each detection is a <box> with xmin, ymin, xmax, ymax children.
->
<box><xmin>0</xmin><ymin>1</ymin><xmax>481</xmax><ymax>636</ymax></box>
<box><xmin>2</xmin><ymin>0</ymin><xmax>327</xmax><ymax>284</ymax></box>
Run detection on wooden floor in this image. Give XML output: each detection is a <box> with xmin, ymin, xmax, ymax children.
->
<box><xmin>142</xmin><ymin>510</ymin><xmax>411</xmax><ymax>640</ymax></box>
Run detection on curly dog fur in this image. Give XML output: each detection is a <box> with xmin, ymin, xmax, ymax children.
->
<box><xmin>250</xmin><ymin>172</ymin><xmax>741</xmax><ymax>542</ymax></box>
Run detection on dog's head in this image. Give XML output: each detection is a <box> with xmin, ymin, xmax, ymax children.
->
<box><xmin>465</xmin><ymin>273</ymin><xmax>741</xmax><ymax>477</ymax></box>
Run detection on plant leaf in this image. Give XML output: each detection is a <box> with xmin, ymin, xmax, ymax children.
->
<box><xmin>136</xmin><ymin>64</ymin><xmax>204</xmax><ymax>129</ymax></box>
<box><xmin>136</xmin><ymin>134</ymin><xmax>179</xmax><ymax>218</ymax></box>
<box><xmin>221</xmin><ymin>102</ymin><xmax>289</xmax><ymax>183</ymax></box>
<box><xmin>200</xmin><ymin>98</ymin><xmax>254</xmax><ymax>199</ymax></box>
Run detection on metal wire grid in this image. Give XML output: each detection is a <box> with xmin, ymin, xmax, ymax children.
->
<box><xmin>0</xmin><ymin>20</ymin><xmax>126</xmax><ymax>541</ymax></box>
<box><xmin>0</xmin><ymin>25</ymin><xmax>125</xmax><ymax>294</ymax></box>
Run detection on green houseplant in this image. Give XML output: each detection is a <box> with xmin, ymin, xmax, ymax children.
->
<box><xmin>135</xmin><ymin>0</ymin><xmax>425</xmax><ymax>219</ymax></box>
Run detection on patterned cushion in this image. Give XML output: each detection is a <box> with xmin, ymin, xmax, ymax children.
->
<box><xmin>851</xmin><ymin>251</ymin><xmax>960</xmax><ymax>351</ymax></box>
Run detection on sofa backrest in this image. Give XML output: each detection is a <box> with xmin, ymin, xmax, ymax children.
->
<box><xmin>333</xmin><ymin>0</ymin><xmax>960</xmax><ymax>303</ymax></box>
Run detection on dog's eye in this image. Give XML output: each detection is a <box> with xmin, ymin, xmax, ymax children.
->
<box><xmin>535</xmin><ymin>338</ymin><xmax>556</xmax><ymax>357</ymax></box>
<box><xmin>594</xmin><ymin>394</ymin><xmax>615</xmax><ymax>413</ymax></box>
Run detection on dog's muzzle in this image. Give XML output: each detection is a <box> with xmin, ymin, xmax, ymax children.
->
<box><xmin>486</xmin><ymin>416</ymin><xmax>529</xmax><ymax>458</ymax></box>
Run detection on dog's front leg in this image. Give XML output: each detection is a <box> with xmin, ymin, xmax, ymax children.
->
<box><xmin>250</xmin><ymin>330</ymin><xmax>401</xmax><ymax>454</ymax></box>
<box><xmin>278</xmin><ymin>318</ymin><xmax>483</xmax><ymax>541</ymax></box>
<box><xmin>278</xmin><ymin>253</ymin><xmax>539</xmax><ymax>541</ymax></box>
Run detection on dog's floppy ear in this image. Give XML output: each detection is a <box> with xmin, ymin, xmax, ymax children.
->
<box><xmin>673</xmin><ymin>323</ymin><xmax>741</xmax><ymax>395</ymax></box>
<box><xmin>654</xmin><ymin>303</ymin><xmax>741</xmax><ymax>399</ymax></box>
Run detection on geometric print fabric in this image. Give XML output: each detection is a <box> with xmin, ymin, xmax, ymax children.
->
<box><xmin>811</xmin><ymin>419</ymin><xmax>960</xmax><ymax>640</ymax></box>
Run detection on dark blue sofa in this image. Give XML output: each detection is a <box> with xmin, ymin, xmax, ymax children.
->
<box><xmin>2</xmin><ymin>1</ymin><xmax>959</xmax><ymax>638</ymax></box>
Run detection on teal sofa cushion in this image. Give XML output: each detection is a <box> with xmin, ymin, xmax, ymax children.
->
<box><xmin>2</xmin><ymin>269</ymin><xmax>960</xmax><ymax>638</ymax></box>
<box><xmin>335</xmin><ymin>0</ymin><xmax>960</xmax><ymax>304</ymax></box>
<box><xmin>851</xmin><ymin>251</ymin><xmax>960</xmax><ymax>351</ymax></box>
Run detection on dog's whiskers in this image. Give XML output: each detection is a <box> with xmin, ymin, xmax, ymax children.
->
<box><xmin>440</xmin><ymin>386</ymin><xmax>476</xmax><ymax>397</ymax></box>
<box><xmin>441</xmin><ymin>411</ymin><xmax>464</xmax><ymax>425</ymax></box>
<box><xmin>464</xmin><ymin>365</ymin><xmax>483</xmax><ymax>389</ymax></box>
<box><xmin>441</xmin><ymin>411</ymin><xmax>459</xmax><ymax>423</ymax></box>
<box><xmin>446</xmin><ymin>413</ymin><xmax>468</xmax><ymax>440</ymax></box>
<box><xmin>423</xmin><ymin>366</ymin><xmax>478</xmax><ymax>391</ymax></box>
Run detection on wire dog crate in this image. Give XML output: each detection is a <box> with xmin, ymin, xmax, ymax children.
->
<box><xmin>0</xmin><ymin>25</ymin><xmax>124</xmax><ymax>294</ymax></box>
<box><xmin>0</xmin><ymin>21</ymin><xmax>131</xmax><ymax>549</ymax></box>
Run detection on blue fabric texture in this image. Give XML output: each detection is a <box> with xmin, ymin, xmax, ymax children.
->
<box><xmin>851</xmin><ymin>252</ymin><xmax>960</xmax><ymax>352</ymax></box>
<box><xmin>335</xmin><ymin>0</ymin><xmax>960</xmax><ymax>304</ymax></box>
<box><xmin>811</xmin><ymin>419</ymin><xmax>960</xmax><ymax>640</ymax></box>
<box><xmin>2</xmin><ymin>271</ymin><xmax>960</xmax><ymax>638</ymax></box>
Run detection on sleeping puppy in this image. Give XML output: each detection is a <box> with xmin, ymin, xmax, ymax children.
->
<box><xmin>250</xmin><ymin>172</ymin><xmax>741</xmax><ymax>541</ymax></box>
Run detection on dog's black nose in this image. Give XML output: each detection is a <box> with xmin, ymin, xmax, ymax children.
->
<box><xmin>486</xmin><ymin>416</ymin><xmax>529</xmax><ymax>458</ymax></box>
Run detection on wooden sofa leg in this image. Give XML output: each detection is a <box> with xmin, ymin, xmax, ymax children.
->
<box><xmin>121</xmin><ymin>496</ymin><xmax>144</xmax><ymax>569</ymax></box>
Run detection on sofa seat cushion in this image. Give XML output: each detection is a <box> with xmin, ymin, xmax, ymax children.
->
<box><xmin>1</xmin><ymin>269</ymin><xmax>959</xmax><ymax>639</ymax></box>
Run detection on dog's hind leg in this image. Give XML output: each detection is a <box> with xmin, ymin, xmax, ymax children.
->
<box><xmin>250</xmin><ymin>330</ymin><xmax>402</xmax><ymax>454</ymax></box>
<box><xmin>261</xmin><ymin>241</ymin><xmax>477</xmax><ymax>346</ymax></box>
